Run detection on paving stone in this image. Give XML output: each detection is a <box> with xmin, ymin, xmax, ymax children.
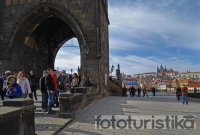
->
<box><xmin>58</xmin><ymin>95</ymin><xmax>200</xmax><ymax>134</ymax></box>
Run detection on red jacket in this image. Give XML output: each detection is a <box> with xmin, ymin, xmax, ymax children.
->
<box><xmin>51</xmin><ymin>72</ymin><xmax>58</xmax><ymax>90</ymax></box>
<box><xmin>182</xmin><ymin>86</ymin><xmax>188</xmax><ymax>95</ymax></box>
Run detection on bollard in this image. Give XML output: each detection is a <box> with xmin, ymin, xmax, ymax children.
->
<box><xmin>59</xmin><ymin>93</ymin><xmax>84</xmax><ymax>118</ymax></box>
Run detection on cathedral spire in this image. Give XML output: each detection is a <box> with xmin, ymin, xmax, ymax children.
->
<box><xmin>157</xmin><ymin>66</ymin><xmax>160</xmax><ymax>73</ymax></box>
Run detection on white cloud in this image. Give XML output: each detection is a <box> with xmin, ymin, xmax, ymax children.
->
<box><xmin>108</xmin><ymin>2</ymin><xmax>200</xmax><ymax>50</ymax></box>
<box><xmin>54</xmin><ymin>39</ymin><xmax>80</xmax><ymax>72</ymax></box>
<box><xmin>107</xmin><ymin>0</ymin><xmax>200</xmax><ymax>74</ymax></box>
<box><xmin>110</xmin><ymin>55</ymin><xmax>200</xmax><ymax>75</ymax></box>
<box><xmin>109</xmin><ymin>37</ymin><xmax>151</xmax><ymax>50</ymax></box>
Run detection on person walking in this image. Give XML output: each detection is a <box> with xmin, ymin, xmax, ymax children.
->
<box><xmin>152</xmin><ymin>87</ymin><xmax>156</xmax><ymax>96</ymax></box>
<box><xmin>28</xmin><ymin>70</ymin><xmax>38</xmax><ymax>100</ymax></box>
<box><xmin>137</xmin><ymin>87</ymin><xmax>141</xmax><ymax>97</ymax></box>
<box><xmin>182</xmin><ymin>84</ymin><xmax>188</xmax><ymax>105</ymax></box>
<box><xmin>176</xmin><ymin>86</ymin><xmax>181</xmax><ymax>101</ymax></box>
<box><xmin>39</xmin><ymin>70</ymin><xmax>48</xmax><ymax>112</ymax></box>
<box><xmin>129</xmin><ymin>86</ymin><xmax>136</xmax><ymax>97</ymax></box>
<box><xmin>129</xmin><ymin>86</ymin><xmax>133</xmax><ymax>96</ymax></box>
<box><xmin>17</xmin><ymin>71</ymin><xmax>32</xmax><ymax>99</ymax></box>
<box><xmin>47</xmin><ymin>68</ymin><xmax>59</xmax><ymax>107</ymax></box>
<box><xmin>194</xmin><ymin>87</ymin><xmax>197</xmax><ymax>93</ymax></box>
<box><xmin>142</xmin><ymin>86</ymin><xmax>148</xmax><ymax>97</ymax></box>
<box><xmin>45</xmin><ymin>70</ymin><xmax>56</xmax><ymax>114</ymax></box>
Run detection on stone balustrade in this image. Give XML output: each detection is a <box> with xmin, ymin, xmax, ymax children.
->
<box><xmin>59</xmin><ymin>87</ymin><xmax>99</xmax><ymax>118</ymax></box>
<box><xmin>1</xmin><ymin>98</ymin><xmax>35</xmax><ymax>135</ymax></box>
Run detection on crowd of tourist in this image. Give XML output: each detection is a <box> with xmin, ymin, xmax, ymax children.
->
<box><xmin>0</xmin><ymin>68</ymin><xmax>93</xmax><ymax>114</ymax></box>
<box><xmin>127</xmin><ymin>84</ymin><xmax>189</xmax><ymax>105</ymax></box>
<box><xmin>128</xmin><ymin>85</ymin><xmax>155</xmax><ymax>97</ymax></box>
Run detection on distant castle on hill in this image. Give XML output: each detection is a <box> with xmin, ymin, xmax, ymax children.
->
<box><xmin>157</xmin><ymin>64</ymin><xmax>178</xmax><ymax>77</ymax></box>
<box><xmin>157</xmin><ymin>64</ymin><xmax>174</xmax><ymax>73</ymax></box>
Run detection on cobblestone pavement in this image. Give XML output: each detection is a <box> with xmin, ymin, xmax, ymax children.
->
<box><xmin>57</xmin><ymin>95</ymin><xmax>200</xmax><ymax>135</ymax></box>
<box><xmin>34</xmin><ymin>91</ymin><xmax>72</xmax><ymax>135</ymax></box>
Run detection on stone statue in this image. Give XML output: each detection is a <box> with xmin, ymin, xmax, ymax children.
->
<box><xmin>116</xmin><ymin>64</ymin><xmax>121</xmax><ymax>80</ymax></box>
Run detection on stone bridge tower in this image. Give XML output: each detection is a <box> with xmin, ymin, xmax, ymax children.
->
<box><xmin>0</xmin><ymin>0</ymin><xmax>109</xmax><ymax>94</ymax></box>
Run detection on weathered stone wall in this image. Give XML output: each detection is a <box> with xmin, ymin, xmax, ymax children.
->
<box><xmin>0</xmin><ymin>107</ymin><xmax>22</xmax><ymax>135</ymax></box>
<box><xmin>99</xmin><ymin>0</ymin><xmax>110</xmax><ymax>94</ymax></box>
<box><xmin>59</xmin><ymin>87</ymin><xmax>100</xmax><ymax>118</ymax></box>
<box><xmin>1</xmin><ymin>99</ymin><xmax>35</xmax><ymax>135</ymax></box>
<box><xmin>0</xmin><ymin>0</ymin><xmax>109</xmax><ymax>94</ymax></box>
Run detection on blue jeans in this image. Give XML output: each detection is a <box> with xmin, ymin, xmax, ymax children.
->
<box><xmin>48</xmin><ymin>91</ymin><xmax>54</xmax><ymax>112</ymax></box>
<box><xmin>53</xmin><ymin>91</ymin><xmax>59</xmax><ymax>106</ymax></box>
<box><xmin>182</xmin><ymin>95</ymin><xmax>188</xmax><ymax>104</ymax></box>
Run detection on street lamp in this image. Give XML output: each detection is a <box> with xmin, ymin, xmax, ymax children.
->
<box><xmin>81</xmin><ymin>41</ymin><xmax>89</xmax><ymax>77</ymax></box>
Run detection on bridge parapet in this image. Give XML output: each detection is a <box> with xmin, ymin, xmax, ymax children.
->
<box><xmin>1</xmin><ymin>98</ymin><xmax>35</xmax><ymax>135</ymax></box>
<box><xmin>59</xmin><ymin>87</ymin><xmax>100</xmax><ymax>118</ymax></box>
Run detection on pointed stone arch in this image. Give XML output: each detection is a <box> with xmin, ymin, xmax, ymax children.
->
<box><xmin>8</xmin><ymin>3</ymin><xmax>86</xmax><ymax>72</ymax></box>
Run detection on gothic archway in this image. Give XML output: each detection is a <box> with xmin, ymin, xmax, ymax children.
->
<box><xmin>9</xmin><ymin>3</ymin><xmax>85</xmax><ymax>74</ymax></box>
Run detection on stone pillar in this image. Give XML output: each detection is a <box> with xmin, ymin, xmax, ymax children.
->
<box><xmin>0</xmin><ymin>107</ymin><xmax>22</xmax><ymax>135</ymax></box>
<box><xmin>3</xmin><ymin>99</ymin><xmax>35</xmax><ymax>135</ymax></box>
<box><xmin>59</xmin><ymin>93</ymin><xmax>84</xmax><ymax>118</ymax></box>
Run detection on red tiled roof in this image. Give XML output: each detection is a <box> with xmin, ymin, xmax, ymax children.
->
<box><xmin>187</xmin><ymin>84</ymin><xmax>200</xmax><ymax>87</ymax></box>
<box><xmin>179</xmin><ymin>72</ymin><xmax>200</xmax><ymax>74</ymax></box>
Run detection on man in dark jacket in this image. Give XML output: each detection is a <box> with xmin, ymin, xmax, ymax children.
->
<box><xmin>45</xmin><ymin>70</ymin><xmax>56</xmax><ymax>114</ymax></box>
<box><xmin>176</xmin><ymin>87</ymin><xmax>181</xmax><ymax>101</ymax></box>
<box><xmin>39</xmin><ymin>71</ymin><xmax>48</xmax><ymax>112</ymax></box>
<box><xmin>82</xmin><ymin>76</ymin><xmax>93</xmax><ymax>87</ymax></box>
<box><xmin>28</xmin><ymin>70</ymin><xmax>38</xmax><ymax>100</ymax></box>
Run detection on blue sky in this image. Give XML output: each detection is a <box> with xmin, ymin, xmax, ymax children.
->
<box><xmin>55</xmin><ymin>0</ymin><xmax>200</xmax><ymax>75</ymax></box>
